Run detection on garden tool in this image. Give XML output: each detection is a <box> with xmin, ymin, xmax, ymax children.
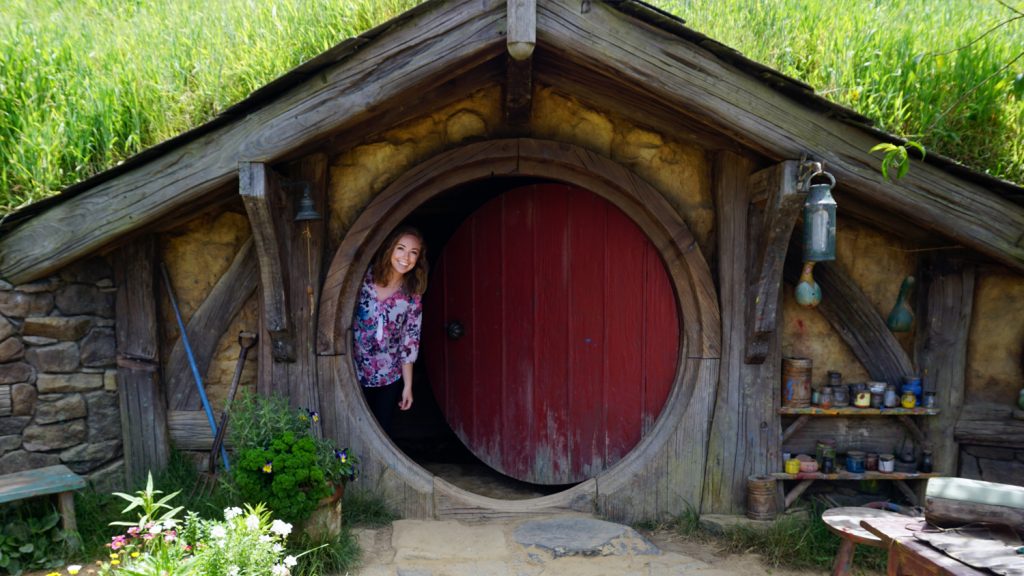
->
<box><xmin>160</xmin><ymin>263</ymin><xmax>231</xmax><ymax>472</ymax></box>
<box><xmin>208</xmin><ymin>331</ymin><xmax>258</xmax><ymax>474</ymax></box>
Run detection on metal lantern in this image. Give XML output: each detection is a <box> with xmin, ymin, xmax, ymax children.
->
<box><xmin>802</xmin><ymin>170</ymin><xmax>837</xmax><ymax>262</ymax></box>
<box><xmin>293</xmin><ymin>184</ymin><xmax>322</xmax><ymax>222</ymax></box>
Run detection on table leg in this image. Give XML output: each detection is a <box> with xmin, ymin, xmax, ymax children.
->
<box><xmin>831</xmin><ymin>538</ymin><xmax>856</xmax><ymax>576</ymax></box>
<box><xmin>57</xmin><ymin>491</ymin><xmax>77</xmax><ymax>532</ymax></box>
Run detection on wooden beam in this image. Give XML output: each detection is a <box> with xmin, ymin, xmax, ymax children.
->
<box><xmin>745</xmin><ymin>161</ymin><xmax>805</xmax><ymax>363</ymax></box>
<box><xmin>537</xmin><ymin>1</ymin><xmax>1024</xmax><ymax>272</ymax></box>
<box><xmin>0</xmin><ymin>0</ymin><xmax>506</xmax><ymax>285</ymax></box>
<box><xmin>240</xmin><ymin>162</ymin><xmax>294</xmax><ymax>363</ymax></box>
<box><xmin>165</xmin><ymin>238</ymin><xmax>257</xmax><ymax>410</ymax></box>
<box><xmin>955</xmin><ymin>403</ymin><xmax>1024</xmax><ymax>449</ymax></box>
<box><xmin>783</xmin><ymin>249</ymin><xmax>915</xmax><ymax>384</ymax></box>
<box><xmin>504</xmin><ymin>55</ymin><xmax>533</xmax><ymax>126</ymax></box>
<box><xmin>703</xmin><ymin>151</ymin><xmax>782</xmax><ymax>514</ymax></box>
<box><xmin>914</xmin><ymin>256</ymin><xmax>974</xmax><ymax>475</ymax></box>
<box><xmin>506</xmin><ymin>0</ymin><xmax>536</xmax><ymax>61</ymax></box>
<box><xmin>113</xmin><ymin>237</ymin><xmax>169</xmax><ymax>485</ymax></box>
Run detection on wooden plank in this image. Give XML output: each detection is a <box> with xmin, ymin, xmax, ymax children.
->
<box><xmin>166</xmin><ymin>238</ymin><xmax>257</xmax><ymax>410</ymax></box>
<box><xmin>772</xmin><ymin>472</ymin><xmax>941</xmax><ymax>481</ymax></box>
<box><xmin>0</xmin><ymin>465</ymin><xmax>86</xmax><ymax>503</ymax></box>
<box><xmin>783</xmin><ymin>248</ymin><xmax>915</xmax><ymax>385</ymax></box>
<box><xmin>914</xmin><ymin>256</ymin><xmax>974</xmax><ymax>475</ymax></box>
<box><xmin>704</xmin><ymin>151</ymin><xmax>781</xmax><ymax>514</ymax></box>
<box><xmin>433</xmin><ymin>477</ymin><xmax>597</xmax><ymax>521</ymax></box>
<box><xmin>779</xmin><ymin>407</ymin><xmax>939</xmax><ymax>416</ymax></box>
<box><xmin>506</xmin><ymin>0</ymin><xmax>536</xmax><ymax>60</ymax></box>
<box><xmin>240</xmin><ymin>162</ymin><xmax>294</xmax><ymax>364</ymax></box>
<box><xmin>784</xmin><ymin>479</ymin><xmax>815</xmax><ymax>508</ymax></box>
<box><xmin>537</xmin><ymin>1</ymin><xmax>1024</xmax><ymax>272</ymax></box>
<box><xmin>780</xmin><ymin>416</ymin><xmax>918</xmax><ymax>455</ymax></box>
<box><xmin>502</xmin><ymin>190</ymin><xmax>533</xmax><ymax>478</ymax></box>
<box><xmin>781</xmin><ymin>415</ymin><xmax>810</xmax><ymax>444</ymax></box>
<box><xmin>745</xmin><ymin>160</ymin><xmax>805</xmax><ymax>363</ymax></box>
<box><xmin>955</xmin><ymin>403</ymin><xmax>1024</xmax><ymax>448</ymax></box>
<box><xmin>114</xmin><ymin>237</ymin><xmax>169</xmax><ymax>485</ymax></box>
<box><xmin>0</xmin><ymin>0</ymin><xmax>506</xmax><ymax>285</ymax></box>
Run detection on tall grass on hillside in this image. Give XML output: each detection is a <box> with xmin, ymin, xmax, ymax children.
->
<box><xmin>652</xmin><ymin>0</ymin><xmax>1024</xmax><ymax>184</ymax></box>
<box><xmin>0</xmin><ymin>0</ymin><xmax>419</xmax><ymax>214</ymax></box>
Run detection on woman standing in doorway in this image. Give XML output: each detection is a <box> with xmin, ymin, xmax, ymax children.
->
<box><xmin>353</xmin><ymin>226</ymin><xmax>427</xmax><ymax>435</ymax></box>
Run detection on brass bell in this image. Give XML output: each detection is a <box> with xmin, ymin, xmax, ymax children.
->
<box><xmin>293</xmin><ymin>185</ymin><xmax>322</xmax><ymax>222</ymax></box>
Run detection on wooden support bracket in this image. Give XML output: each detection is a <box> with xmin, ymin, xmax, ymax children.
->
<box><xmin>781</xmin><ymin>414</ymin><xmax>811</xmax><ymax>444</ymax></box>
<box><xmin>240</xmin><ymin>162</ymin><xmax>295</xmax><ymax>363</ymax></box>
<box><xmin>504</xmin><ymin>0</ymin><xmax>535</xmax><ymax>125</ymax></box>
<box><xmin>745</xmin><ymin>160</ymin><xmax>805</xmax><ymax>363</ymax></box>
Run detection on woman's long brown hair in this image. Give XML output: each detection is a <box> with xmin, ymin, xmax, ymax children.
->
<box><xmin>370</xmin><ymin>226</ymin><xmax>428</xmax><ymax>295</ymax></box>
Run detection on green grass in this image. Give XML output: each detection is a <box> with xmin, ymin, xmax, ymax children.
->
<box><xmin>1</xmin><ymin>0</ymin><xmax>1021</xmax><ymax>214</ymax></box>
<box><xmin>342</xmin><ymin>488</ymin><xmax>399</xmax><ymax>529</ymax></box>
<box><xmin>654</xmin><ymin>503</ymin><xmax>888</xmax><ymax>573</ymax></box>
<box><xmin>650</xmin><ymin>0</ymin><xmax>1024</xmax><ymax>184</ymax></box>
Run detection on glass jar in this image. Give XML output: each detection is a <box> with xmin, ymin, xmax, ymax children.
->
<box><xmin>884</xmin><ymin>384</ymin><xmax>899</xmax><ymax>408</ymax></box>
<box><xmin>901</xmin><ymin>391</ymin><xmax>917</xmax><ymax>409</ymax></box>
<box><xmin>819</xmin><ymin>386</ymin><xmax>833</xmax><ymax>409</ymax></box>
<box><xmin>920</xmin><ymin>450</ymin><xmax>933</xmax><ymax>473</ymax></box>
<box><xmin>923</xmin><ymin>391</ymin><xmax>936</xmax><ymax>408</ymax></box>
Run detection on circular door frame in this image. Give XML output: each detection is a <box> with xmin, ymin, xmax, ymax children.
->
<box><xmin>317</xmin><ymin>138</ymin><xmax>721</xmax><ymax>512</ymax></box>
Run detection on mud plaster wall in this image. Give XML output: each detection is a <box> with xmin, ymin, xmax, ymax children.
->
<box><xmin>782</xmin><ymin>218</ymin><xmax>918</xmax><ymax>387</ymax></box>
<box><xmin>160</xmin><ymin>211</ymin><xmax>259</xmax><ymax>411</ymax></box>
<box><xmin>966</xmin><ymin>271</ymin><xmax>1024</xmax><ymax>404</ymax></box>
<box><xmin>327</xmin><ymin>84</ymin><xmax>713</xmax><ymax>259</ymax></box>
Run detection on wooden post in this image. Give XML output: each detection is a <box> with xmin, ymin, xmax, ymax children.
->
<box><xmin>915</xmin><ymin>256</ymin><xmax>974</xmax><ymax>476</ymax></box>
<box><xmin>703</xmin><ymin>151</ymin><xmax>783</xmax><ymax>514</ymax></box>
<box><xmin>114</xmin><ymin>237</ymin><xmax>170</xmax><ymax>485</ymax></box>
<box><xmin>505</xmin><ymin>0</ymin><xmax>535</xmax><ymax>125</ymax></box>
<box><xmin>506</xmin><ymin>0</ymin><xmax>535</xmax><ymax>61</ymax></box>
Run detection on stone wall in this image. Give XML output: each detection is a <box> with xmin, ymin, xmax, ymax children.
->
<box><xmin>0</xmin><ymin>257</ymin><xmax>122</xmax><ymax>490</ymax></box>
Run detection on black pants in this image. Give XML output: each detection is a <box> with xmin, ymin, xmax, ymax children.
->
<box><xmin>363</xmin><ymin>379</ymin><xmax>402</xmax><ymax>435</ymax></box>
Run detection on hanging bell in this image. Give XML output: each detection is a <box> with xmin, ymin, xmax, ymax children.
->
<box><xmin>293</xmin><ymin>185</ymin><xmax>322</xmax><ymax>222</ymax></box>
<box><xmin>803</xmin><ymin>171</ymin><xmax>837</xmax><ymax>262</ymax></box>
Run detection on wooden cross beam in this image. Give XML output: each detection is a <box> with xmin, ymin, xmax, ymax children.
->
<box><xmin>505</xmin><ymin>0</ymin><xmax>535</xmax><ymax>125</ymax></box>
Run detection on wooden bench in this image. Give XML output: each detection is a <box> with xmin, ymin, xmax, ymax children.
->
<box><xmin>0</xmin><ymin>465</ymin><xmax>87</xmax><ymax>533</ymax></box>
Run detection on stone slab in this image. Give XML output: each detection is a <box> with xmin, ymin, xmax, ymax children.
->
<box><xmin>35</xmin><ymin>393</ymin><xmax>87</xmax><ymax>424</ymax></box>
<box><xmin>26</xmin><ymin>342</ymin><xmax>80</xmax><ymax>373</ymax></box>
<box><xmin>0</xmin><ymin>316</ymin><xmax>15</xmax><ymax>342</ymax></box>
<box><xmin>0</xmin><ymin>291</ymin><xmax>54</xmax><ymax>318</ymax></box>
<box><xmin>11</xmin><ymin>383</ymin><xmax>37</xmax><ymax>415</ymax></box>
<box><xmin>85</xmin><ymin>390</ymin><xmax>121</xmax><ymax>442</ymax></box>
<box><xmin>0</xmin><ymin>434</ymin><xmax>21</xmax><ymax>456</ymax></box>
<box><xmin>0</xmin><ymin>336</ymin><xmax>25</xmax><ymax>362</ymax></box>
<box><xmin>698</xmin><ymin>514</ymin><xmax>777</xmax><ymax>536</ymax></box>
<box><xmin>513</xmin><ymin>517</ymin><xmax>660</xmax><ymax>558</ymax></box>
<box><xmin>0</xmin><ymin>449</ymin><xmax>60</xmax><ymax>474</ymax></box>
<box><xmin>393</xmin><ymin>520</ymin><xmax>509</xmax><ymax>562</ymax></box>
<box><xmin>56</xmin><ymin>284</ymin><xmax>114</xmax><ymax>317</ymax></box>
<box><xmin>22</xmin><ymin>316</ymin><xmax>92</xmax><ymax>341</ymax></box>
<box><xmin>36</xmin><ymin>372</ymin><xmax>103</xmax><ymax>393</ymax></box>
<box><xmin>0</xmin><ymin>415</ymin><xmax>30</xmax><ymax>435</ymax></box>
<box><xmin>22</xmin><ymin>419</ymin><xmax>87</xmax><ymax>451</ymax></box>
<box><xmin>14</xmin><ymin>277</ymin><xmax>61</xmax><ymax>294</ymax></box>
<box><xmin>0</xmin><ymin>362</ymin><xmax>33</xmax><ymax>385</ymax></box>
<box><xmin>80</xmin><ymin>328</ymin><xmax>115</xmax><ymax>367</ymax></box>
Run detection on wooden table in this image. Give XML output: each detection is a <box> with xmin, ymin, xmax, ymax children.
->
<box><xmin>821</xmin><ymin>507</ymin><xmax>908</xmax><ymax>576</ymax></box>
<box><xmin>859</xmin><ymin>517</ymin><xmax>986</xmax><ymax>576</ymax></box>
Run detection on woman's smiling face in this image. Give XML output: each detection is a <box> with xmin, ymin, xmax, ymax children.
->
<box><xmin>390</xmin><ymin>233</ymin><xmax>422</xmax><ymax>278</ymax></box>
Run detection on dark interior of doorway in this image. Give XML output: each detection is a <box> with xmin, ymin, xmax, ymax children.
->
<box><xmin>384</xmin><ymin>176</ymin><xmax>579</xmax><ymax>500</ymax></box>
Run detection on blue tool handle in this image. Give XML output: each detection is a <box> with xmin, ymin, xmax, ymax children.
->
<box><xmin>160</xmin><ymin>264</ymin><xmax>230</xmax><ymax>471</ymax></box>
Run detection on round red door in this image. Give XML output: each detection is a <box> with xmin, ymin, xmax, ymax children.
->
<box><xmin>422</xmin><ymin>184</ymin><xmax>679</xmax><ymax>485</ymax></box>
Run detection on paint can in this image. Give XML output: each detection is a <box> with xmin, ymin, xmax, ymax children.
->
<box><xmin>846</xmin><ymin>450</ymin><xmax>866</xmax><ymax>473</ymax></box>
<box><xmin>782</xmin><ymin>357</ymin><xmax>812</xmax><ymax>407</ymax></box>
<box><xmin>879</xmin><ymin>453</ymin><xmax>895</xmax><ymax>473</ymax></box>
<box><xmin>785</xmin><ymin>458</ymin><xmax>801</xmax><ymax>475</ymax></box>
<box><xmin>815</xmin><ymin>439</ymin><xmax>836</xmax><ymax>468</ymax></box>
<box><xmin>865</xmin><ymin>452</ymin><xmax>879</xmax><ymax>471</ymax></box>
<box><xmin>746</xmin><ymin>475</ymin><xmax>778</xmax><ymax>520</ymax></box>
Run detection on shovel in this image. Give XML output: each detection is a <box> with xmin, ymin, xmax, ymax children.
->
<box><xmin>208</xmin><ymin>331</ymin><xmax>257</xmax><ymax>474</ymax></box>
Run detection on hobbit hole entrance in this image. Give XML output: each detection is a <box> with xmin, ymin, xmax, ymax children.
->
<box><xmin>373</xmin><ymin>178</ymin><xmax>681</xmax><ymax>493</ymax></box>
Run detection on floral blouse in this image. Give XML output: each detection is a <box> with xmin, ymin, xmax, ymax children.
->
<box><xmin>352</xmin><ymin>271</ymin><xmax>423</xmax><ymax>388</ymax></box>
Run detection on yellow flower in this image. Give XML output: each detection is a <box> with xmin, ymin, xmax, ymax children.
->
<box><xmin>262</xmin><ymin>460</ymin><xmax>273</xmax><ymax>473</ymax></box>
<box><xmin>131</xmin><ymin>551</ymin><xmax>140</xmax><ymax>558</ymax></box>
<box><xmin>46</xmin><ymin>572</ymin><xmax>60</xmax><ymax>576</ymax></box>
<box><xmin>67</xmin><ymin>566</ymin><xmax>82</xmax><ymax>575</ymax></box>
<box><xmin>111</xmin><ymin>559</ymin><xmax>121</xmax><ymax>566</ymax></box>
<box><xmin>110</xmin><ymin>553</ymin><xmax>119</xmax><ymax>560</ymax></box>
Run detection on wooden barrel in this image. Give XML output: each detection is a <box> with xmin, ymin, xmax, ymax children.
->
<box><xmin>782</xmin><ymin>357</ymin><xmax>812</xmax><ymax>407</ymax></box>
<box><xmin>746</xmin><ymin>475</ymin><xmax>778</xmax><ymax>520</ymax></box>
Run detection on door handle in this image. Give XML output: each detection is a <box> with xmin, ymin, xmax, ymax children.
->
<box><xmin>446</xmin><ymin>320</ymin><xmax>465</xmax><ymax>340</ymax></box>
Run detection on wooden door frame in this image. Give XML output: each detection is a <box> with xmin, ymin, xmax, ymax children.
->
<box><xmin>316</xmin><ymin>138</ymin><xmax>721</xmax><ymax>520</ymax></box>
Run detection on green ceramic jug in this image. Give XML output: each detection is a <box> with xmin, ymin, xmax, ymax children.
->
<box><xmin>795</xmin><ymin>262</ymin><xmax>822</xmax><ymax>308</ymax></box>
<box><xmin>886</xmin><ymin>276</ymin><xmax>915</xmax><ymax>332</ymax></box>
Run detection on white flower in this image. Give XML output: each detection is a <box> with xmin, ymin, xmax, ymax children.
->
<box><xmin>228</xmin><ymin>566</ymin><xmax>240</xmax><ymax>576</ymax></box>
<box><xmin>224</xmin><ymin>506</ymin><xmax>243</xmax><ymax>520</ymax></box>
<box><xmin>246</xmin><ymin>514</ymin><xmax>260</xmax><ymax>531</ymax></box>
<box><xmin>211</xmin><ymin>525</ymin><xmax>227</xmax><ymax>540</ymax></box>
<box><xmin>149</xmin><ymin>523</ymin><xmax>163</xmax><ymax>535</ymax></box>
<box><xmin>67</xmin><ymin>565</ymin><xmax>82</xmax><ymax>575</ymax></box>
<box><xmin>272</xmin><ymin>543</ymin><xmax>283</xmax><ymax>553</ymax></box>
<box><xmin>259</xmin><ymin>535</ymin><xmax>272</xmax><ymax>543</ymax></box>
<box><xmin>163</xmin><ymin>518</ymin><xmax>178</xmax><ymax>528</ymax></box>
<box><xmin>283</xmin><ymin>555</ymin><xmax>297</xmax><ymax>568</ymax></box>
<box><xmin>271</xmin><ymin>565</ymin><xmax>290</xmax><ymax>576</ymax></box>
<box><xmin>270</xmin><ymin>519</ymin><xmax>293</xmax><ymax>537</ymax></box>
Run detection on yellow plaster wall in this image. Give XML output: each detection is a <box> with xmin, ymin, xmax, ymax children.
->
<box><xmin>782</xmin><ymin>218</ymin><xmax>918</xmax><ymax>387</ymax></box>
<box><xmin>160</xmin><ymin>211</ymin><xmax>259</xmax><ymax>411</ymax></box>
<box><xmin>966</xmin><ymin>271</ymin><xmax>1024</xmax><ymax>404</ymax></box>
<box><xmin>327</xmin><ymin>85</ymin><xmax>713</xmax><ymax>254</ymax></box>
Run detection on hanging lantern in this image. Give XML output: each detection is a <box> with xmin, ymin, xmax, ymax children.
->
<box><xmin>802</xmin><ymin>170</ymin><xmax>837</xmax><ymax>262</ymax></box>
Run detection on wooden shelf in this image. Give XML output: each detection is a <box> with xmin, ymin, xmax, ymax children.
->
<box><xmin>771</xmin><ymin>471</ymin><xmax>942</xmax><ymax>481</ymax></box>
<box><xmin>778</xmin><ymin>407</ymin><xmax>939</xmax><ymax>416</ymax></box>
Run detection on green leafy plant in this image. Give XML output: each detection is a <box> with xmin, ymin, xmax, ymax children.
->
<box><xmin>228</xmin><ymin>393</ymin><xmax>358</xmax><ymax>525</ymax></box>
<box><xmin>870</xmin><ymin>141</ymin><xmax>926</xmax><ymax>181</ymax></box>
<box><xmin>110</xmin><ymin>472</ymin><xmax>185</xmax><ymax>530</ymax></box>
<box><xmin>0</xmin><ymin>500</ymin><xmax>73</xmax><ymax>575</ymax></box>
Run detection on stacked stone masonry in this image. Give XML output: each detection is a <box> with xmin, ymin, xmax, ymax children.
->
<box><xmin>0</xmin><ymin>256</ymin><xmax>123</xmax><ymax>491</ymax></box>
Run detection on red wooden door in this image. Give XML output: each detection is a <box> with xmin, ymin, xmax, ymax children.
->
<box><xmin>422</xmin><ymin>184</ymin><xmax>679</xmax><ymax>485</ymax></box>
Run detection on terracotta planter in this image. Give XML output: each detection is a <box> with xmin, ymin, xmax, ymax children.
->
<box><xmin>303</xmin><ymin>482</ymin><xmax>344</xmax><ymax>540</ymax></box>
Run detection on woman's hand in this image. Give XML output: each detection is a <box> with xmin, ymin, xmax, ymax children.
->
<box><xmin>399</xmin><ymin>362</ymin><xmax>414</xmax><ymax>410</ymax></box>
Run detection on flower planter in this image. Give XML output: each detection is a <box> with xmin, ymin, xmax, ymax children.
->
<box><xmin>302</xmin><ymin>482</ymin><xmax>344</xmax><ymax>540</ymax></box>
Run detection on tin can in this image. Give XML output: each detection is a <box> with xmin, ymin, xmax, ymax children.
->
<box><xmin>879</xmin><ymin>453</ymin><xmax>895</xmax><ymax>473</ymax></box>
<box><xmin>846</xmin><ymin>450</ymin><xmax>865</xmax><ymax>473</ymax></box>
<box><xmin>782</xmin><ymin>357</ymin><xmax>812</xmax><ymax>408</ymax></box>
<box><xmin>923</xmin><ymin>391</ymin><xmax>936</xmax><ymax>408</ymax></box>
<box><xmin>865</xmin><ymin>452</ymin><xmax>879</xmax><ymax>471</ymax></box>
<box><xmin>785</xmin><ymin>458</ymin><xmax>801</xmax><ymax>474</ymax></box>
<box><xmin>822</xmin><ymin>456</ymin><xmax>834</xmax><ymax>474</ymax></box>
